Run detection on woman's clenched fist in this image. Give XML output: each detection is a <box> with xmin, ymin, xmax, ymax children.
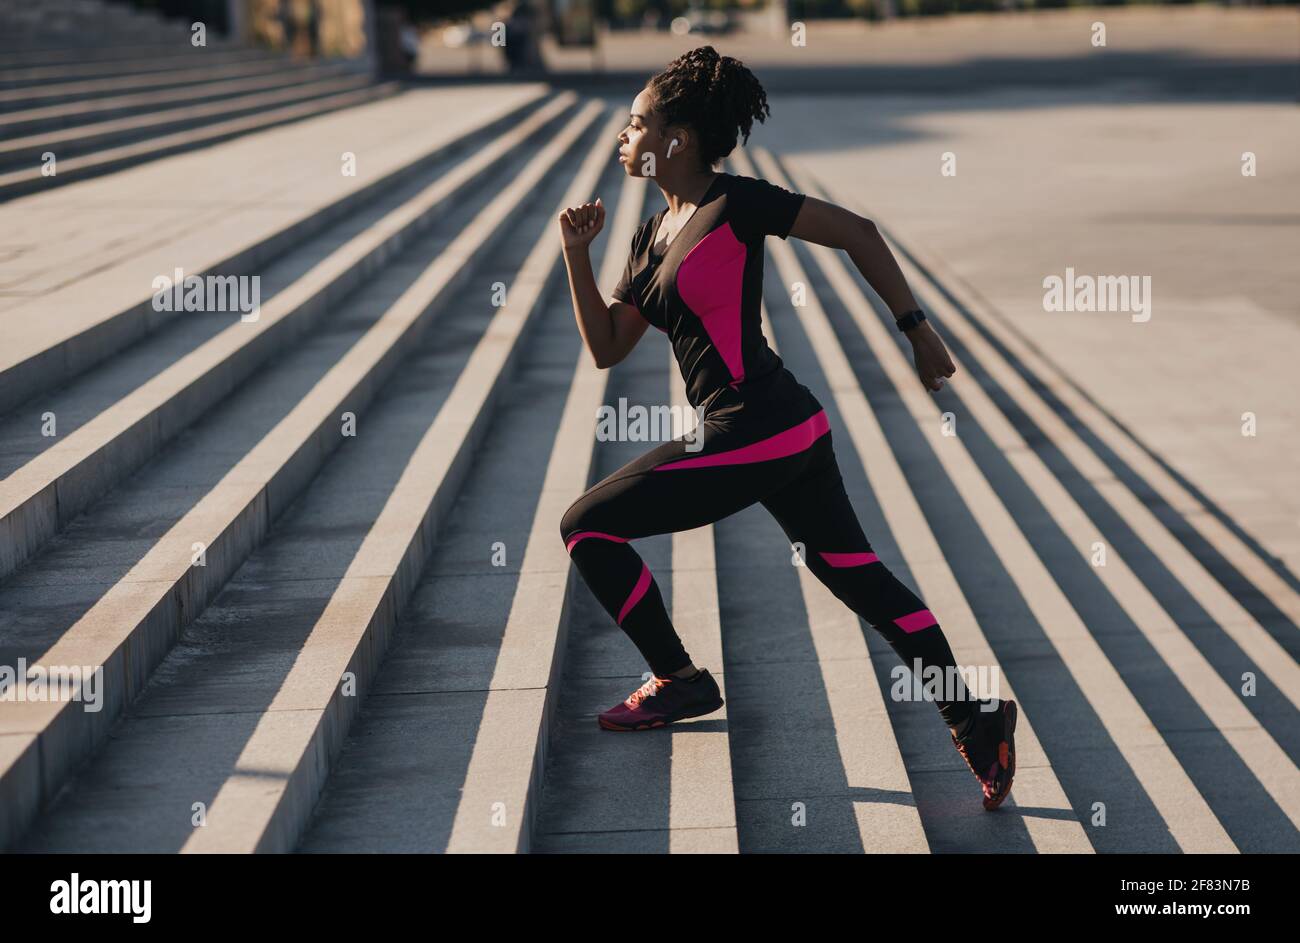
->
<box><xmin>558</xmin><ymin>197</ymin><xmax>604</xmax><ymax>249</ymax></box>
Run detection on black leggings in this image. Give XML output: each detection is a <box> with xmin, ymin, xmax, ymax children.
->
<box><xmin>560</xmin><ymin>404</ymin><xmax>976</xmax><ymax>727</ymax></box>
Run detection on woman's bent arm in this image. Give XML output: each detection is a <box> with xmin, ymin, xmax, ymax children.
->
<box><xmin>562</xmin><ymin>244</ymin><xmax>649</xmax><ymax>369</ymax></box>
<box><xmin>558</xmin><ymin>198</ymin><xmax>649</xmax><ymax>369</ymax></box>
<box><xmin>787</xmin><ymin>196</ymin><xmax>921</xmax><ymax>320</ymax></box>
<box><xmin>786</xmin><ymin>196</ymin><xmax>956</xmax><ymax>392</ymax></box>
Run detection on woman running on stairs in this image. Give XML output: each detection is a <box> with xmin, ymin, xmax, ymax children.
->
<box><xmin>557</xmin><ymin>46</ymin><xmax>1016</xmax><ymax>811</ymax></box>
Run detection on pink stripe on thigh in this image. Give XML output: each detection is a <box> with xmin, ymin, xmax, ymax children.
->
<box><xmin>894</xmin><ymin>608</ymin><xmax>938</xmax><ymax>634</ymax></box>
<box><xmin>565</xmin><ymin>530</ymin><xmax>628</xmax><ymax>553</ymax></box>
<box><xmin>818</xmin><ymin>551</ymin><xmax>880</xmax><ymax>567</ymax></box>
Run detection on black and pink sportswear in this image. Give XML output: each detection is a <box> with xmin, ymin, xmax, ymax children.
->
<box><xmin>561</xmin><ymin>171</ymin><xmax>975</xmax><ymax>727</ymax></box>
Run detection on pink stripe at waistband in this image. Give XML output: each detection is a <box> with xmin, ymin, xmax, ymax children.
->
<box><xmin>653</xmin><ymin>409</ymin><xmax>830</xmax><ymax>471</ymax></box>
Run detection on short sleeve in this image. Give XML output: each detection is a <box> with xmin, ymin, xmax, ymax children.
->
<box><xmin>730</xmin><ymin>174</ymin><xmax>807</xmax><ymax>243</ymax></box>
<box><xmin>611</xmin><ymin>222</ymin><xmax>647</xmax><ymax>309</ymax></box>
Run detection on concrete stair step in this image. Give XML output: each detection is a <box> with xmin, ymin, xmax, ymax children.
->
<box><xmin>0</xmin><ymin>48</ymin><xmax>283</xmax><ymax>90</ymax></box>
<box><xmin>0</xmin><ymin>60</ymin><xmax>365</xmax><ymax>136</ymax></box>
<box><xmin>0</xmin><ymin>72</ymin><xmax>379</xmax><ymax>168</ymax></box>
<box><xmin>0</xmin><ymin>80</ymin><xmax>402</xmax><ymax>202</ymax></box>
<box><xmin>0</xmin><ymin>40</ymin><xmax>245</xmax><ymax>69</ymax></box>
<box><xmin>0</xmin><ymin>57</ymin><xmax>303</xmax><ymax>108</ymax></box>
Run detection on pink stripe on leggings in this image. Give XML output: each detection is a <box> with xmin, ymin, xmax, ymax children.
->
<box><xmin>818</xmin><ymin>551</ymin><xmax>880</xmax><ymax>567</ymax></box>
<box><xmin>565</xmin><ymin>530</ymin><xmax>628</xmax><ymax>553</ymax></box>
<box><xmin>618</xmin><ymin>562</ymin><xmax>652</xmax><ymax>625</ymax></box>
<box><xmin>652</xmin><ymin>409</ymin><xmax>830</xmax><ymax>471</ymax></box>
<box><xmin>894</xmin><ymin>608</ymin><xmax>938</xmax><ymax>634</ymax></box>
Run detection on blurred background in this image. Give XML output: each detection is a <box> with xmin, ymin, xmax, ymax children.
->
<box><xmin>5</xmin><ymin>1</ymin><xmax>1295</xmax><ymax>76</ymax></box>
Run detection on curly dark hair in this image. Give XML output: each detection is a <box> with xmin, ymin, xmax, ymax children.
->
<box><xmin>646</xmin><ymin>45</ymin><xmax>771</xmax><ymax>171</ymax></box>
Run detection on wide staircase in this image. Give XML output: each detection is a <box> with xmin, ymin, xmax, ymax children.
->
<box><xmin>0</xmin><ymin>11</ymin><xmax>1297</xmax><ymax>856</ymax></box>
<box><xmin>0</xmin><ymin>0</ymin><xmax>394</xmax><ymax>201</ymax></box>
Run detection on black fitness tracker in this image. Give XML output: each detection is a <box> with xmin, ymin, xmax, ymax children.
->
<box><xmin>895</xmin><ymin>309</ymin><xmax>927</xmax><ymax>333</ymax></box>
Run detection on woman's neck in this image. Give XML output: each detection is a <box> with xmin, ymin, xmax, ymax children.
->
<box><xmin>657</xmin><ymin>169</ymin><xmax>720</xmax><ymax>219</ymax></box>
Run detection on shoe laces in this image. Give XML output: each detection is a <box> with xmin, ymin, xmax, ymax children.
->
<box><xmin>626</xmin><ymin>675</ymin><xmax>671</xmax><ymax>709</ymax></box>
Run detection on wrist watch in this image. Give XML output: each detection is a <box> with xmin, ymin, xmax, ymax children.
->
<box><xmin>895</xmin><ymin>309</ymin><xmax>927</xmax><ymax>333</ymax></box>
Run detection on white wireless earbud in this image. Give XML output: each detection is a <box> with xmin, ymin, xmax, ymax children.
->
<box><xmin>666</xmin><ymin>138</ymin><xmax>680</xmax><ymax>159</ymax></box>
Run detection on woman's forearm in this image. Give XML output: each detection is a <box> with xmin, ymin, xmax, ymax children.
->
<box><xmin>562</xmin><ymin>244</ymin><xmax>617</xmax><ymax>367</ymax></box>
<box><xmin>845</xmin><ymin>219</ymin><xmax>921</xmax><ymax>320</ymax></box>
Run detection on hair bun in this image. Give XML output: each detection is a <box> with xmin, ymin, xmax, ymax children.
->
<box><xmin>648</xmin><ymin>46</ymin><xmax>771</xmax><ymax>169</ymax></box>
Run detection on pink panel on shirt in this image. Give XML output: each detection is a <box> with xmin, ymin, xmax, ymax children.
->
<box><xmin>676</xmin><ymin>222</ymin><xmax>747</xmax><ymax>385</ymax></box>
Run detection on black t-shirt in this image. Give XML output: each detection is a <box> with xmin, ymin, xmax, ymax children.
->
<box><xmin>612</xmin><ymin>171</ymin><xmax>821</xmax><ymax>423</ymax></box>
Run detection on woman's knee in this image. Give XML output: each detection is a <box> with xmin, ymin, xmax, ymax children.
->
<box><xmin>560</xmin><ymin>491</ymin><xmax>609</xmax><ymax>548</ymax></box>
<box><xmin>560</xmin><ymin>498</ymin><xmax>587</xmax><ymax>547</ymax></box>
<box><xmin>811</xmin><ymin>555</ymin><xmax>925</xmax><ymax>623</ymax></box>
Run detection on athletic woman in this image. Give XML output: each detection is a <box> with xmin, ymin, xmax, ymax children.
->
<box><xmin>557</xmin><ymin>46</ymin><xmax>1017</xmax><ymax>810</ymax></box>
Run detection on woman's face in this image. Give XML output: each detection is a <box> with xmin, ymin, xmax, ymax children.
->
<box><xmin>617</xmin><ymin>88</ymin><xmax>668</xmax><ymax>178</ymax></box>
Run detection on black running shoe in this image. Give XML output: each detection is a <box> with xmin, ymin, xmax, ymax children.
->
<box><xmin>598</xmin><ymin>669</ymin><xmax>724</xmax><ymax>731</ymax></box>
<box><xmin>951</xmin><ymin>698</ymin><xmax>1018</xmax><ymax>810</ymax></box>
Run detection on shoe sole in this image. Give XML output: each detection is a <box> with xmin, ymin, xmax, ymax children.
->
<box><xmin>597</xmin><ymin>695</ymin><xmax>725</xmax><ymax>732</ymax></box>
<box><xmin>982</xmin><ymin>699</ymin><xmax>1018</xmax><ymax>811</ymax></box>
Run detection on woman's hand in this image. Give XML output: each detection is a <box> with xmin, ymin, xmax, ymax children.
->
<box><xmin>558</xmin><ymin>197</ymin><xmax>605</xmax><ymax>250</ymax></box>
<box><xmin>907</xmin><ymin>321</ymin><xmax>957</xmax><ymax>392</ymax></box>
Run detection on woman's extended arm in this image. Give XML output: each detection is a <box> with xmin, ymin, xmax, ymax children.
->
<box><xmin>787</xmin><ymin>196</ymin><xmax>956</xmax><ymax>392</ymax></box>
<box><xmin>558</xmin><ymin>197</ymin><xmax>649</xmax><ymax>369</ymax></box>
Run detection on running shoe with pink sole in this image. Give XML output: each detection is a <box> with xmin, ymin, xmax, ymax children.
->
<box><xmin>951</xmin><ymin>698</ymin><xmax>1018</xmax><ymax>810</ymax></box>
<box><xmin>598</xmin><ymin>669</ymin><xmax>724</xmax><ymax>731</ymax></box>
